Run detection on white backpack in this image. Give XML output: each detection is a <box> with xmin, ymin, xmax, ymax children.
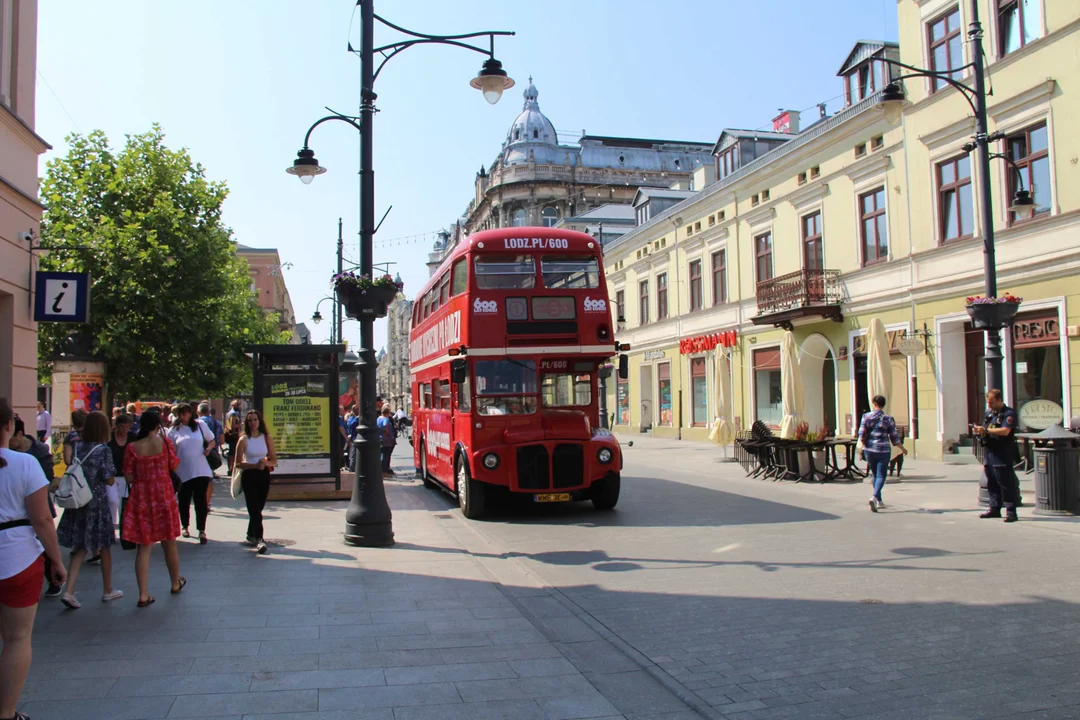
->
<box><xmin>55</xmin><ymin>445</ymin><xmax>103</xmax><ymax>510</ymax></box>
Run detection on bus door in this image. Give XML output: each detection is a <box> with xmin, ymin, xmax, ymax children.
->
<box><xmin>450</xmin><ymin>358</ymin><xmax>471</xmax><ymax>482</ymax></box>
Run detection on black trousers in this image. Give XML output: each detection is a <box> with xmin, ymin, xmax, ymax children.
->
<box><xmin>177</xmin><ymin>477</ymin><xmax>211</xmax><ymax>531</ymax></box>
<box><xmin>225</xmin><ymin>436</ymin><xmax>239</xmax><ymax>471</ymax></box>
<box><xmin>381</xmin><ymin>444</ymin><xmax>395</xmax><ymax>473</ymax></box>
<box><xmin>986</xmin><ymin>463</ymin><xmax>1020</xmax><ymax>511</ymax></box>
<box><xmin>241</xmin><ymin>469</ymin><xmax>271</xmax><ymax>541</ymax></box>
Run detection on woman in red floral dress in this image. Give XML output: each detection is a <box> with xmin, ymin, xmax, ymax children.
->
<box><xmin>122</xmin><ymin>410</ymin><xmax>186</xmax><ymax>607</ymax></box>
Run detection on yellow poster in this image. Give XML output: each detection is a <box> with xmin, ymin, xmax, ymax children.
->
<box><xmin>263</xmin><ymin>395</ymin><xmax>330</xmax><ymax>457</ymax></box>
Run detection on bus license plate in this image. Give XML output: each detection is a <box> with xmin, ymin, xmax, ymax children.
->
<box><xmin>534</xmin><ymin>493</ymin><xmax>571</xmax><ymax>503</ymax></box>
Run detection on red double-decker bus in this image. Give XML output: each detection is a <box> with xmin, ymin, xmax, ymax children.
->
<box><xmin>409</xmin><ymin>227</ymin><xmax>624</xmax><ymax>518</ymax></box>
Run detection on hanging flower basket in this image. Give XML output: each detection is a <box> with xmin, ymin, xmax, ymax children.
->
<box><xmin>333</xmin><ymin>272</ymin><xmax>403</xmax><ymax>320</ymax></box>
<box><xmin>965</xmin><ymin>294</ymin><xmax>1021</xmax><ymax>330</ymax></box>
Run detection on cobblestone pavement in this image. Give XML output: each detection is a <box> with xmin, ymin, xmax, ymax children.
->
<box><xmin>17</xmin><ymin>440</ymin><xmax>1080</xmax><ymax>720</ymax></box>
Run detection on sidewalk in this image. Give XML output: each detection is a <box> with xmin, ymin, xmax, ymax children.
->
<box><xmin>19</xmin><ymin>452</ymin><xmax>695</xmax><ymax>720</ymax></box>
<box><xmin>620</xmin><ymin>434</ymin><xmax>1080</xmax><ymax>537</ymax></box>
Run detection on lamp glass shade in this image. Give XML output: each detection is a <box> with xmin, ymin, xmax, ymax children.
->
<box><xmin>1009</xmin><ymin>190</ymin><xmax>1036</xmax><ymax>219</ymax></box>
<box><xmin>312</xmin><ymin>311</ymin><xmax>323</xmax><ymax>325</ymax></box>
<box><xmin>480</xmin><ymin>75</ymin><xmax>505</xmax><ymax>104</ymax></box>
<box><xmin>300</xmin><ymin>174</ymin><xmax>315</xmax><ymax>185</ymax></box>
<box><xmin>881</xmin><ymin>99</ymin><xmax>904</xmax><ymax>126</ymax></box>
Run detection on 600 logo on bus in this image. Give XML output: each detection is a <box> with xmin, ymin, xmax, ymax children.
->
<box><xmin>503</xmin><ymin>237</ymin><xmax>569</xmax><ymax>250</ymax></box>
<box><xmin>410</xmin><ymin>310</ymin><xmax>461</xmax><ymax>361</ymax></box>
<box><xmin>473</xmin><ymin>298</ymin><xmax>497</xmax><ymax>313</ymax></box>
<box><xmin>583</xmin><ymin>296</ymin><xmax>607</xmax><ymax>313</ymax></box>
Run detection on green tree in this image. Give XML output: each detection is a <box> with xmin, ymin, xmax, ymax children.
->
<box><xmin>38</xmin><ymin>126</ymin><xmax>286</xmax><ymax>400</ymax></box>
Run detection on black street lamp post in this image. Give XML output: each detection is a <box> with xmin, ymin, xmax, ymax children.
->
<box><xmin>877</xmin><ymin>0</ymin><xmax>1034</xmax><ymax>397</ymax></box>
<box><xmin>287</xmin><ymin>0</ymin><xmax>514</xmax><ymax>547</ymax></box>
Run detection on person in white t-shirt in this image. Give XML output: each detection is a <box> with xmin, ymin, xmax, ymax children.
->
<box><xmin>0</xmin><ymin>397</ymin><xmax>66</xmax><ymax>720</ymax></box>
<box><xmin>166</xmin><ymin>404</ymin><xmax>215</xmax><ymax>544</ymax></box>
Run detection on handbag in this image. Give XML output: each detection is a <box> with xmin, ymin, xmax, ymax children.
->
<box><xmin>230</xmin><ymin>463</ymin><xmax>244</xmax><ymax>498</ymax></box>
<box><xmin>207</xmin><ymin>449</ymin><xmax>223</xmax><ymax>472</ymax></box>
<box><xmin>118</xmin><ymin>497</ymin><xmax>136</xmax><ymax>550</ymax></box>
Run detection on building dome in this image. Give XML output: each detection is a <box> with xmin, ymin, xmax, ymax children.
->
<box><xmin>504</xmin><ymin>78</ymin><xmax>560</xmax><ymax>165</ymax></box>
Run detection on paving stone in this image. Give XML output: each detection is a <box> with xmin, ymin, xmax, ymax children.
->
<box><xmin>439</xmin><ymin>643</ymin><xmax>565</xmax><ymax>664</ymax></box>
<box><xmin>18</xmin><ymin>676</ymin><xmax>117</xmax><ymax>701</ymax></box>
<box><xmin>392</xmin><ymin>699</ymin><xmax>547</xmax><ymax>720</ymax></box>
<box><xmin>317</xmin><ymin>682</ymin><xmax>463</xmax><ymax>710</ymax></box>
<box><xmin>536</xmin><ymin>692</ymin><xmax>623</xmax><ymax>720</ymax></box>
<box><xmin>375</xmin><ymin>631</ymin><xmax>494</xmax><ymax>650</ymax></box>
<box><xmin>318</xmin><ymin>649</ymin><xmax>445</xmax><ymax>669</ymax></box>
<box><xmin>510</xmin><ymin>657</ymin><xmax>581</xmax><ymax>677</ymax></box>
<box><xmin>582</xmin><ymin>670</ymin><xmax>689</xmax><ymax>715</ymax></box>
<box><xmin>455</xmin><ymin>674</ymin><xmax>599</xmax><ymax>703</ymax></box>
<box><xmin>385</xmin><ymin>660</ymin><xmax>516</xmax><ymax>685</ymax></box>
<box><xmin>195</xmin><ymin>654</ymin><xmax>321</xmax><ymax>674</ymax></box>
<box><xmin>18</xmin><ymin>695</ymin><xmax>179</xmax><ymax>720</ymax></box>
<box><xmin>136</xmin><ymin>641</ymin><xmax>262</xmax><ymax>658</ymax></box>
<box><xmin>248</xmin><ymin>667</ymin><xmax>386</xmax><ymax>691</ymax></box>
<box><xmin>108</xmin><ymin>672</ymin><xmax>253</xmax><ymax>697</ymax></box>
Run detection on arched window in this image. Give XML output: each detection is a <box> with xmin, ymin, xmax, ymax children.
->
<box><xmin>512</xmin><ymin>209</ymin><xmax>527</xmax><ymax>227</ymax></box>
<box><xmin>541</xmin><ymin>207</ymin><xmax>558</xmax><ymax>227</ymax></box>
<box><xmin>533</xmin><ymin>129</ymin><xmax>539</xmax><ymax>139</ymax></box>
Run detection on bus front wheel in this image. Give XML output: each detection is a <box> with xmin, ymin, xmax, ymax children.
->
<box><xmin>591</xmin><ymin>472</ymin><xmax>621</xmax><ymax>511</ymax></box>
<box><xmin>419</xmin><ymin>441</ymin><xmax>436</xmax><ymax>489</ymax></box>
<box><xmin>457</xmin><ymin>455</ymin><xmax>486</xmax><ymax>519</ymax></box>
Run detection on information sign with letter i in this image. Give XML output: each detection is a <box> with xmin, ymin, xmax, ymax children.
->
<box><xmin>34</xmin><ymin>271</ymin><xmax>90</xmax><ymax>323</ymax></box>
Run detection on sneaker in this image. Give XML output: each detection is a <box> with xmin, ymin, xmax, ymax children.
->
<box><xmin>87</xmin><ymin>555</ymin><xmax>102</xmax><ymax>565</ymax></box>
<box><xmin>61</xmin><ymin>594</ymin><xmax>82</xmax><ymax>609</ymax></box>
<box><xmin>102</xmin><ymin>589</ymin><xmax>124</xmax><ymax>602</ymax></box>
<box><xmin>876</xmin><ymin>499</ymin><xmax>886</xmax><ymax>509</ymax></box>
<box><xmin>1004</xmin><ymin>513</ymin><xmax>1018</xmax><ymax>523</ymax></box>
<box><xmin>44</xmin><ymin>583</ymin><xmax>64</xmax><ymax>598</ymax></box>
<box><xmin>242</xmin><ymin>536</ymin><xmax>256</xmax><ymax>547</ymax></box>
<box><xmin>869</xmin><ymin>498</ymin><xmax>878</xmax><ymax>513</ymax></box>
<box><xmin>980</xmin><ymin>509</ymin><xmax>1003</xmax><ymax>519</ymax></box>
<box><xmin>256</xmin><ymin>541</ymin><xmax>268</xmax><ymax>555</ymax></box>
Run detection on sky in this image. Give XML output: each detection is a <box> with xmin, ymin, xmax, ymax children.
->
<box><xmin>35</xmin><ymin>0</ymin><xmax>898</xmax><ymax>351</ymax></box>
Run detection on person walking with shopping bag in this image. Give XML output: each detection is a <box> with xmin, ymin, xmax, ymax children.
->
<box><xmin>235</xmin><ymin>410</ymin><xmax>276</xmax><ymax>555</ymax></box>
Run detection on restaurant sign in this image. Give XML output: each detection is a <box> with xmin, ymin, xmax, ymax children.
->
<box><xmin>1012</xmin><ymin>316</ymin><xmax>1059</xmax><ymax>348</ymax></box>
<box><xmin>680</xmin><ymin>330</ymin><xmax>738</xmax><ymax>355</ymax></box>
<box><xmin>1019</xmin><ymin>398</ymin><xmax>1063</xmax><ymax>430</ymax></box>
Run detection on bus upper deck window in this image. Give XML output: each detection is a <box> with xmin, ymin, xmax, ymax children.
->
<box><xmin>541</xmin><ymin>256</ymin><xmax>600</xmax><ymax>289</ymax></box>
<box><xmin>475</xmin><ymin>255</ymin><xmax>536</xmax><ymax>289</ymax></box>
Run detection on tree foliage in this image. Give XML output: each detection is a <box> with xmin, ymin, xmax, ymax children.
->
<box><xmin>38</xmin><ymin>126</ymin><xmax>287</xmax><ymax>400</ymax></box>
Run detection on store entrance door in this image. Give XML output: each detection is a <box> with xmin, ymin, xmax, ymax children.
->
<box><xmin>964</xmin><ymin>323</ymin><xmax>986</xmax><ymax>429</ymax></box>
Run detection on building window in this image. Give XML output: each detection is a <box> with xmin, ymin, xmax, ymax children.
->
<box><xmin>928</xmin><ymin>7</ymin><xmax>964</xmax><ymax>92</ymax></box>
<box><xmin>871</xmin><ymin>135</ymin><xmax>884</xmax><ymax>150</ymax></box>
<box><xmin>855</xmin><ymin>143</ymin><xmax>867</xmax><ymax>158</ymax></box>
<box><xmin>802</xmin><ymin>212</ymin><xmax>823</xmax><ymax>270</ymax></box>
<box><xmin>810</xmin><ymin>166</ymin><xmax>820</xmax><ymax>179</ymax></box>
<box><xmin>1006</xmin><ymin>122</ymin><xmax>1051</xmax><ymax>224</ymax></box>
<box><xmin>541</xmin><ymin>206</ymin><xmax>558</xmax><ymax>227</ymax></box>
<box><xmin>711</xmin><ymin>249</ymin><xmax>727</xmax><ymax>305</ymax></box>
<box><xmin>860</xmin><ymin>187</ymin><xmax>888</xmax><ymax>265</ymax></box>
<box><xmin>639</xmin><ymin>280</ymin><xmax>649</xmax><ymax>325</ymax></box>
<box><xmin>635</xmin><ymin>202</ymin><xmax>652</xmax><ymax>226</ymax></box>
<box><xmin>533</xmin><ymin>128</ymin><xmax>539</xmax><ymax>139</ymax></box>
<box><xmin>755</xmin><ymin>232</ymin><xmax>773</xmax><ymax>284</ymax></box>
<box><xmin>616</xmin><ymin>376</ymin><xmax>630</xmax><ymax>425</ymax></box>
<box><xmin>753</xmin><ymin>348</ymin><xmax>783</xmax><ymax>426</ymax></box>
<box><xmin>998</xmin><ymin>0</ymin><xmax>1042</xmax><ymax>57</ymax></box>
<box><xmin>716</xmin><ymin>147</ymin><xmax>738</xmax><ymax>179</ymax></box>
<box><xmin>615</xmin><ymin>289</ymin><xmax>625</xmax><ymax>323</ymax></box>
<box><xmin>691</xmin><ymin>357</ymin><xmax>708</xmax><ymax>426</ymax></box>
<box><xmin>657</xmin><ymin>363</ymin><xmax>673</xmax><ymax>426</ymax></box>
<box><xmin>512</xmin><ymin>209</ymin><xmax>526</xmax><ymax>227</ymax></box>
<box><xmin>937</xmin><ymin>155</ymin><xmax>974</xmax><ymax>242</ymax></box>
<box><xmin>657</xmin><ymin>273</ymin><xmax>668</xmax><ymax>320</ymax></box>
<box><xmin>797</xmin><ymin>172</ymin><xmax>807</xmax><ymax>185</ymax></box>
<box><xmin>688</xmin><ymin>260</ymin><xmax>703</xmax><ymax>312</ymax></box>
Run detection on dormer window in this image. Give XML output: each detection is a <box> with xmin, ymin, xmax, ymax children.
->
<box><xmin>515</xmin><ymin>130</ymin><xmax>520</xmax><ymax>141</ymax></box>
<box><xmin>845</xmin><ymin>58</ymin><xmax>888</xmax><ymax>106</ymax></box>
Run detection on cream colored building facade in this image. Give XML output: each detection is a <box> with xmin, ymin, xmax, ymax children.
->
<box><xmin>0</xmin><ymin>0</ymin><xmax>48</xmax><ymax>418</ymax></box>
<box><xmin>605</xmin><ymin>0</ymin><xmax>1079</xmax><ymax>461</ymax></box>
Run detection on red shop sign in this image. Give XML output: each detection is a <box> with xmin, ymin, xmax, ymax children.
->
<box><xmin>680</xmin><ymin>330</ymin><xmax>738</xmax><ymax>355</ymax></box>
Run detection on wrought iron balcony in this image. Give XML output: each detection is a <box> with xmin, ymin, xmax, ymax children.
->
<box><xmin>752</xmin><ymin>268</ymin><xmax>843</xmax><ymax>330</ymax></box>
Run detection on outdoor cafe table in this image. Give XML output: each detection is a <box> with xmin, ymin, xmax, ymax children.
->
<box><xmin>823</xmin><ymin>437</ymin><xmax>867</xmax><ymax>481</ymax></box>
<box><xmin>789</xmin><ymin>441</ymin><xmax>829</xmax><ymax>483</ymax></box>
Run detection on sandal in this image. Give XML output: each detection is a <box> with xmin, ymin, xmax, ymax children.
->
<box><xmin>181</xmin><ymin>528</ymin><xmax>190</xmax><ymax>538</ymax></box>
<box><xmin>171</xmin><ymin>577</ymin><xmax>187</xmax><ymax>594</ymax></box>
<box><xmin>137</xmin><ymin>596</ymin><xmax>155</xmax><ymax>608</ymax></box>
<box><xmin>199</xmin><ymin>532</ymin><xmax>207</xmax><ymax>545</ymax></box>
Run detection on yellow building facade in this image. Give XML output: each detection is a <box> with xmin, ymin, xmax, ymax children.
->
<box><xmin>605</xmin><ymin>0</ymin><xmax>1079</xmax><ymax>461</ymax></box>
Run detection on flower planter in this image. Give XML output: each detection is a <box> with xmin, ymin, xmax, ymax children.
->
<box><xmin>336</xmin><ymin>284</ymin><xmax>399</xmax><ymax>320</ymax></box>
<box><xmin>966</xmin><ymin>302</ymin><xmax>1020</xmax><ymax>330</ymax></box>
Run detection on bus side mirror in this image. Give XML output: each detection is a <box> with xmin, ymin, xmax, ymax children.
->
<box><xmin>450</xmin><ymin>358</ymin><xmax>467</xmax><ymax>385</ymax></box>
<box><xmin>618</xmin><ymin>354</ymin><xmax>628</xmax><ymax>380</ymax></box>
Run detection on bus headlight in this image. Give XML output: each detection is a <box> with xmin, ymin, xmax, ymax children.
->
<box><xmin>597</xmin><ymin>447</ymin><xmax>613</xmax><ymax>464</ymax></box>
<box><xmin>482</xmin><ymin>453</ymin><xmax>500</xmax><ymax>470</ymax></box>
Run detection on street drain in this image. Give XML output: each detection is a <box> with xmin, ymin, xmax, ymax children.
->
<box><xmin>859</xmin><ymin>598</ymin><xmax>885</xmax><ymax>604</ymax></box>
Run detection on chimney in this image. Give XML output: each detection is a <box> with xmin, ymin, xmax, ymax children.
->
<box><xmin>772</xmin><ymin>109</ymin><xmax>801</xmax><ymax>134</ymax></box>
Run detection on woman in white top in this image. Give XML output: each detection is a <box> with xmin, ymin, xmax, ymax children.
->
<box><xmin>235</xmin><ymin>409</ymin><xmax>276</xmax><ymax>555</ymax></box>
<box><xmin>0</xmin><ymin>398</ymin><xmax>66</xmax><ymax>720</ymax></box>
<box><xmin>166</xmin><ymin>404</ymin><xmax>214</xmax><ymax>544</ymax></box>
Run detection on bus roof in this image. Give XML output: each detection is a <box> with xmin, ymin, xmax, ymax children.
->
<box><xmin>419</xmin><ymin>227</ymin><xmax>599</xmax><ymax>299</ymax></box>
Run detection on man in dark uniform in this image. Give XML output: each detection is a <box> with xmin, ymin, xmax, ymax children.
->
<box><xmin>973</xmin><ymin>388</ymin><xmax>1020</xmax><ymax>523</ymax></box>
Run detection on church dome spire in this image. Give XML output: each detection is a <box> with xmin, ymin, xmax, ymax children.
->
<box><xmin>504</xmin><ymin>76</ymin><xmax>558</xmax><ymax>165</ymax></box>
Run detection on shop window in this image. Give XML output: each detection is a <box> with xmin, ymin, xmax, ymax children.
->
<box><xmin>998</xmin><ymin>0</ymin><xmax>1042</xmax><ymax>58</ymax></box>
<box><xmin>802</xmin><ymin>212</ymin><xmax>823</xmax><ymax>270</ymax></box>
<box><xmin>860</xmin><ymin>187</ymin><xmax>888</xmax><ymax>265</ymax></box>
<box><xmin>691</xmin><ymin>357</ymin><xmax>708</xmax><ymax>426</ymax></box>
<box><xmin>928</xmin><ymin>7</ymin><xmax>964</xmax><ymax>93</ymax></box>
<box><xmin>1012</xmin><ymin>311</ymin><xmax>1063</xmax><ymax>431</ymax></box>
<box><xmin>617</xmin><ymin>376</ymin><xmax>630</xmax><ymax>425</ymax></box>
<box><xmin>753</xmin><ymin>348</ymin><xmax>782</xmax><ymax>426</ymax></box>
<box><xmin>937</xmin><ymin>155</ymin><xmax>974</xmax><ymax>242</ymax></box>
<box><xmin>1005</xmin><ymin>123</ymin><xmax>1051</xmax><ymax>224</ymax></box>
<box><xmin>711</xmin><ymin>249</ymin><xmax>727</xmax><ymax>305</ymax></box>
<box><xmin>689</xmin><ymin>260</ymin><xmax>703</xmax><ymax>312</ymax></box>
<box><xmin>755</xmin><ymin>232</ymin><xmax>773</xmax><ymax>283</ymax></box>
<box><xmin>657</xmin><ymin>273</ymin><xmax>668</xmax><ymax>320</ymax></box>
<box><xmin>639</xmin><ymin>280</ymin><xmax>649</xmax><ymax>325</ymax></box>
<box><xmin>658</xmin><ymin>363</ymin><xmax>673</xmax><ymax>426</ymax></box>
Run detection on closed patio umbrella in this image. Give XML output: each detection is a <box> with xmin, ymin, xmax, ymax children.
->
<box><xmin>865</xmin><ymin>318</ymin><xmax>902</xmax><ymax>459</ymax></box>
<box><xmin>708</xmin><ymin>348</ymin><xmax>735</xmax><ymax>447</ymax></box>
<box><xmin>779</xmin><ymin>331</ymin><xmax>804</xmax><ymax>439</ymax></box>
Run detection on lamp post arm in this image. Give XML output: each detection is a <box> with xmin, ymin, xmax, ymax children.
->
<box><xmin>302</xmin><ymin>114</ymin><xmax>364</xmax><ymax>149</ymax></box>
<box><xmin>987</xmin><ymin>152</ymin><xmax>1027</xmax><ymax>191</ymax></box>
<box><xmin>883</xmin><ymin>59</ymin><xmax>981</xmax><ymax>116</ymax></box>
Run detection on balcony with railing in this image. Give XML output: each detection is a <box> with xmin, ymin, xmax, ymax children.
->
<box><xmin>752</xmin><ymin>269</ymin><xmax>843</xmax><ymax>330</ymax></box>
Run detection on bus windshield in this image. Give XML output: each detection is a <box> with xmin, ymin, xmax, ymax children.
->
<box><xmin>541</xmin><ymin>255</ymin><xmax>600</xmax><ymax>289</ymax></box>
<box><xmin>475</xmin><ymin>255</ymin><xmax>536</xmax><ymax>289</ymax></box>
<box><xmin>475</xmin><ymin>359</ymin><xmax>537</xmax><ymax>415</ymax></box>
<box><xmin>541</xmin><ymin>373</ymin><xmax>591</xmax><ymax>407</ymax></box>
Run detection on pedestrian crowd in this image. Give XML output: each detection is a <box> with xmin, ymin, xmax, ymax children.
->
<box><xmin>1</xmin><ymin>396</ymin><xmax>277</xmax><ymax>720</ymax></box>
<box><xmin>340</xmin><ymin>396</ymin><xmax>411</xmax><ymax>477</ymax></box>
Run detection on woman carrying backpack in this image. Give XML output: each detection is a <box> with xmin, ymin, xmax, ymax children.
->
<box><xmin>56</xmin><ymin>411</ymin><xmax>122</xmax><ymax>608</ymax></box>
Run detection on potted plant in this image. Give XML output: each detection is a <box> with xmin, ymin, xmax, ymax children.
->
<box><xmin>598</xmin><ymin>362</ymin><xmax>614</xmax><ymax>379</ymax></box>
<box><xmin>333</xmin><ymin>272</ymin><xmax>403</xmax><ymax>319</ymax></box>
<box><xmin>965</xmin><ymin>294</ymin><xmax>1021</xmax><ymax>330</ymax></box>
